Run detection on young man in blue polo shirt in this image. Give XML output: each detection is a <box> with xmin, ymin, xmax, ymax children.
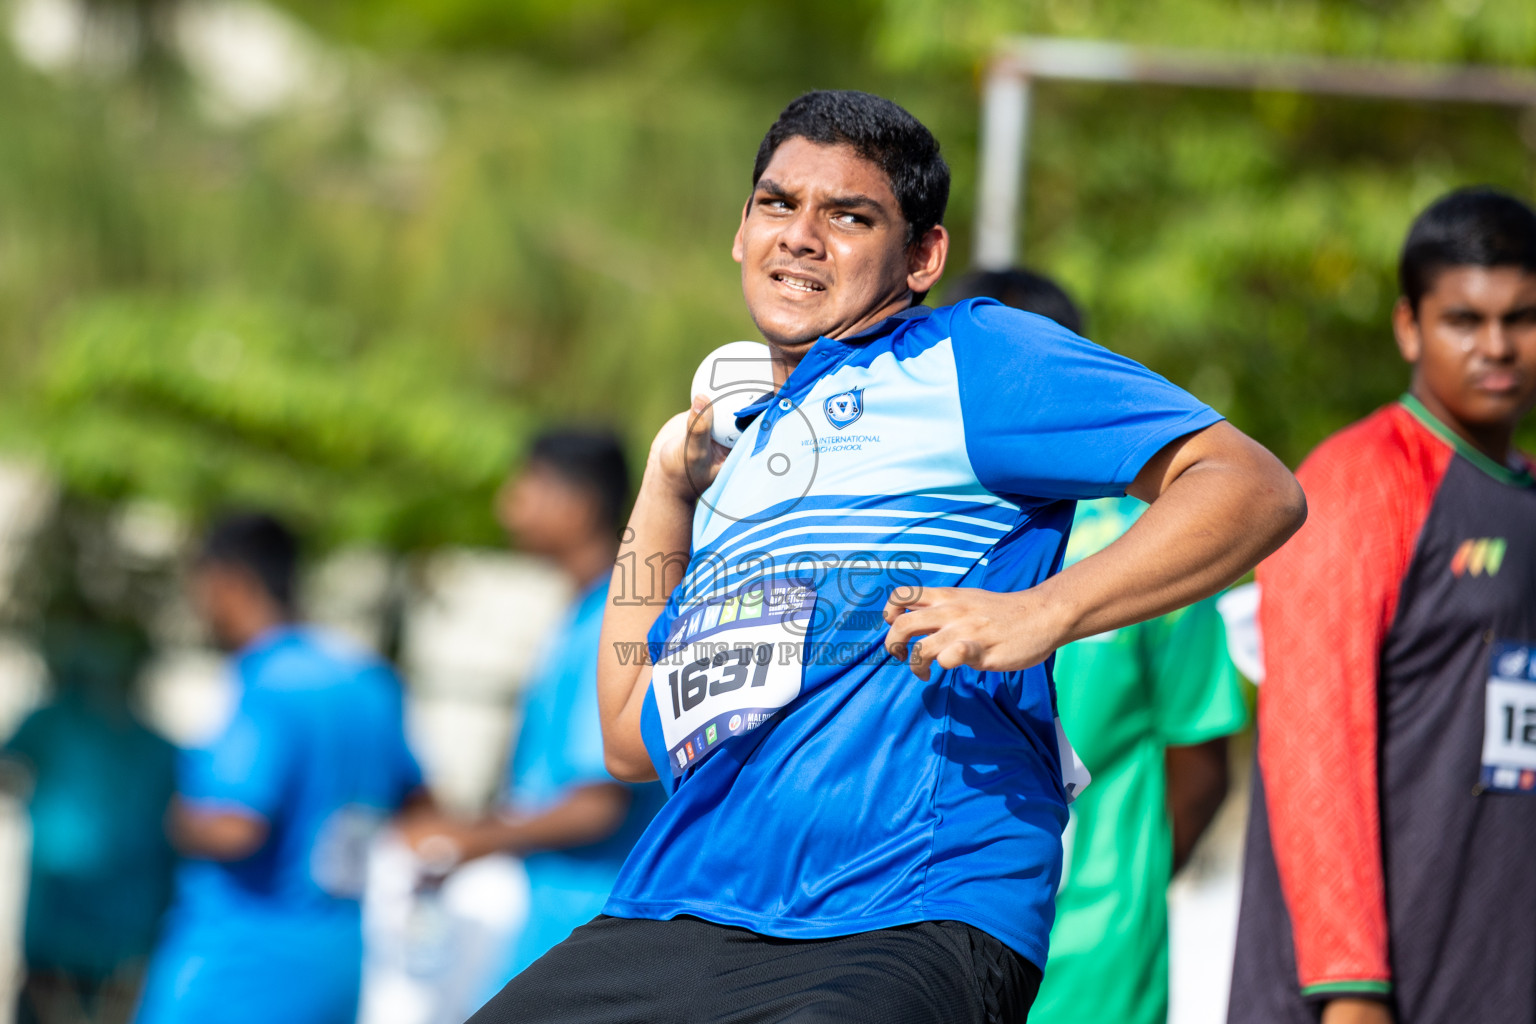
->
<box><xmin>472</xmin><ymin>90</ymin><xmax>1305</xmax><ymax>1024</ymax></box>
<box><xmin>136</xmin><ymin>513</ymin><xmax>426</xmax><ymax>1024</ymax></box>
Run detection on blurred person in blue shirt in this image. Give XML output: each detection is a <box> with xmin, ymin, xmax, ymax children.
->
<box><xmin>404</xmin><ymin>430</ymin><xmax>664</xmax><ymax>988</ymax></box>
<box><xmin>2</xmin><ymin>621</ymin><xmax>176</xmax><ymax>1024</ymax></box>
<box><xmin>135</xmin><ymin>513</ymin><xmax>427</xmax><ymax>1024</ymax></box>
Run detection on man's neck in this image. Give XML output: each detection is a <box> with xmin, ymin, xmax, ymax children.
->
<box><xmin>766</xmin><ymin>292</ymin><xmax>915</xmax><ymax>386</ymax></box>
<box><xmin>558</xmin><ymin>538</ymin><xmax>620</xmax><ymax>592</ymax></box>
<box><xmin>1409</xmin><ymin>383</ymin><xmax>1516</xmax><ymax>466</ymax></box>
<box><xmin>228</xmin><ymin>609</ymin><xmax>288</xmax><ymax>653</ymax></box>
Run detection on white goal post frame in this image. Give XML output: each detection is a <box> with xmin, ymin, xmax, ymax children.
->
<box><xmin>974</xmin><ymin>37</ymin><xmax>1536</xmax><ymax>269</ymax></box>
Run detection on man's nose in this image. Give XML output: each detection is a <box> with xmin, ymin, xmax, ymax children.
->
<box><xmin>778</xmin><ymin>210</ymin><xmax>825</xmax><ymax>258</ymax></box>
<box><xmin>1482</xmin><ymin>321</ymin><xmax>1518</xmax><ymax>360</ymax></box>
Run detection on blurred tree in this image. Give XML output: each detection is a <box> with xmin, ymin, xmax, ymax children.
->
<box><xmin>0</xmin><ymin>0</ymin><xmax>1531</xmax><ymax>550</ymax></box>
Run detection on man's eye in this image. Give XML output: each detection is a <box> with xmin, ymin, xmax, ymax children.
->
<box><xmin>833</xmin><ymin>213</ymin><xmax>866</xmax><ymax>226</ymax></box>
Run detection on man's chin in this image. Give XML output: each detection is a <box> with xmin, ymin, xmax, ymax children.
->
<box><xmin>1451</xmin><ymin>390</ymin><xmax>1532</xmax><ymax>430</ymax></box>
<box><xmin>749</xmin><ymin>315</ymin><xmax>827</xmax><ymax>354</ymax></box>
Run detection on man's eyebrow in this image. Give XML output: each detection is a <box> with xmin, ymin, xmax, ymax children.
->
<box><xmin>822</xmin><ymin>193</ymin><xmax>886</xmax><ymax>213</ymax></box>
<box><xmin>754</xmin><ymin>179</ymin><xmax>793</xmax><ymax>199</ymax></box>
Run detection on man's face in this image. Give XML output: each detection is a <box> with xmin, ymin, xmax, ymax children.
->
<box><xmin>188</xmin><ymin>562</ymin><xmax>252</xmax><ymax>652</ymax></box>
<box><xmin>732</xmin><ymin>137</ymin><xmax>947</xmax><ymax>357</ymax></box>
<box><xmin>497</xmin><ymin>463</ymin><xmax>599</xmax><ymax>557</ymax></box>
<box><xmin>1394</xmin><ymin>265</ymin><xmax>1536</xmax><ymax>436</ymax></box>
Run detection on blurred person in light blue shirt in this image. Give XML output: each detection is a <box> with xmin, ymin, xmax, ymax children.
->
<box><xmin>136</xmin><ymin>512</ymin><xmax>427</xmax><ymax>1024</ymax></box>
<box><xmin>404</xmin><ymin>430</ymin><xmax>663</xmax><ymax>991</ymax></box>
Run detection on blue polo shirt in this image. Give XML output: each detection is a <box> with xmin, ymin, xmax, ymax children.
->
<box><xmin>603</xmin><ymin>298</ymin><xmax>1221</xmax><ymax>969</ymax></box>
<box><xmin>137</xmin><ymin>627</ymin><xmax>422</xmax><ymax>1024</ymax></box>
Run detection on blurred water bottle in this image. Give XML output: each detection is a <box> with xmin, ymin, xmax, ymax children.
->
<box><xmin>403</xmin><ymin>834</ymin><xmax>461</xmax><ymax>978</ymax></box>
<box><xmin>404</xmin><ymin>870</ymin><xmax>454</xmax><ymax>979</ymax></box>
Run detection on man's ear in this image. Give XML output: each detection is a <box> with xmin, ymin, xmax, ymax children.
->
<box><xmin>731</xmin><ymin>197</ymin><xmax>751</xmax><ymax>264</ymax></box>
<box><xmin>1392</xmin><ymin>296</ymin><xmax>1422</xmax><ymax>364</ymax></box>
<box><xmin>906</xmin><ymin>224</ymin><xmax>949</xmax><ymax>297</ymax></box>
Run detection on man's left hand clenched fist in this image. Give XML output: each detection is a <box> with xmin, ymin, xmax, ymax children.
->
<box><xmin>882</xmin><ymin>586</ymin><xmax>1066</xmax><ymax>681</ymax></box>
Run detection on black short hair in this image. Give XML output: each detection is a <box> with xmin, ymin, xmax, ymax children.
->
<box><xmin>943</xmin><ymin>267</ymin><xmax>1086</xmax><ymax>335</ymax></box>
<box><xmin>752</xmin><ymin>90</ymin><xmax>950</xmax><ymax>249</ymax></box>
<box><xmin>526</xmin><ymin>429</ymin><xmax>631</xmax><ymax>534</ymax></box>
<box><xmin>1400</xmin><ymin>186</ymin><xmax>1536</xmax><ymax>312</ymax></box>
<box><xmin>200</xmin><ymin>511</ymin><xmax>300</xmax><ymax>611</ymax></box>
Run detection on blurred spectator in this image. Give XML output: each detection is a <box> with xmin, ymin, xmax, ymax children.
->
<box><xmin>944</xmin><ymin>267</ymin><xmax>1086</xmax><ymax>335</ymax></box>
<box><xmin>403</xmin><ymin>429</ymin><xmax>663</xmax><ymax>994</ymax></box>
<box><xmin>134</xmin><ymin>513</ymin><xmax>428</xmax><ymax>1024</ymax></box>
<box><xmin>1</xmin><ymin>621</ymin><xmax>176</xmax><ymax>1024</ymax></box>
<box><xmin>1230</xmin><ymin>190</ymin><xmax>1536</xmax><ymax>1024</ymax></box>
<box><xmin>946</xmin><ymin>268</ymin><xmax>1247</xmax><ymax>1024</ymax></box>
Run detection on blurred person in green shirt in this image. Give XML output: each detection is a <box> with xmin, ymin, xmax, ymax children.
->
<box><xmin>1</xmin><ymin>620</ymin><xmax>177</xmax><ymax>1024</ymax></box>
<box><xmin>947</xmin><ymin>268</ymin><xmax>1249</xmax><ymax>1024</ymax></box>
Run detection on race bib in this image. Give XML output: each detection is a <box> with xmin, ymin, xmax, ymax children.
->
<box><xmin>1480</xmin><ymin>640</ymin><xmax>1536</xmax><ymax>793</ymax></box>
<box><xmin>651</xmin><ymin>582</ymin><xmax>814</xmax><ymax>778</ymax></box>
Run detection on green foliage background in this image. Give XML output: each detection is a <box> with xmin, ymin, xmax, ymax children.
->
<box><xmin>1</xmin><ymin>0</ymin><xmax>1533</xmax><ymax>548</ymax></box>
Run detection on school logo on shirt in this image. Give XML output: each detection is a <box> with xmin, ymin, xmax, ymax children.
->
<box><xmin>824</xmin><ymin>389</ymin><xmax>864</xmax><ymax>429</ymax></box>
<box><xmin>1451</xmin><ymin>537</ymin><xmax>1507</xmax><ymax>577</ymax></box>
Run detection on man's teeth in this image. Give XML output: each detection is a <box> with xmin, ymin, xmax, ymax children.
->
<box><xmin>777</xmin><ymin>275</ymin><xmax>820</xmax><ymax>293</ymax></box>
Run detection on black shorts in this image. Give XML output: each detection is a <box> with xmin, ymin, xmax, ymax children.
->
<box><xmin>469</xmin><ymin>915</ymin><xmax>1041</xmax><ymax>1024</ymax></box>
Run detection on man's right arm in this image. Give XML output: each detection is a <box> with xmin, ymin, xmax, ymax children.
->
<box><xmin>597</xmin><ymin>398</ymin><xmax>722</xmax><ymax>782</ymax></box>
<box><xmin>171</xmin><ymin>691</ymin><xmax>287</xmax><ymax>861</ymax></box>
<box><xmin>168</xmin><ymin>799</ymin><xmax>269</xmax><ymax>860</ymax></box>
<box><xmin>399</xmin><ymin>783</ymin><xmax>631</xmax><ymax>863</ymax></box>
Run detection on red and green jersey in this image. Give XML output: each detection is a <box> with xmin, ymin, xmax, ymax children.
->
<box><xmin>1231</xmin><ymin>397</ymin><xmax>1536</xmax><ymax>1023</ymax></box>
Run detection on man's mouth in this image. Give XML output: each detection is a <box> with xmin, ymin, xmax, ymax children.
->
<box><xmin>770</xmin><ymin>271</ymin><xmax>825</xmax><ymax>294</ymax></box>
<box><xmin>1473</xmin><ymin>369</ymin><xmax>1522</xmax><ymax>394</ymax></box>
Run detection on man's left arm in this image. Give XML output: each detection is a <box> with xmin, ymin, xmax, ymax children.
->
<box><xmin>887</xmin><ymin>421</ymin><xmax>1305</xmax><ymax>678</ymax></box>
